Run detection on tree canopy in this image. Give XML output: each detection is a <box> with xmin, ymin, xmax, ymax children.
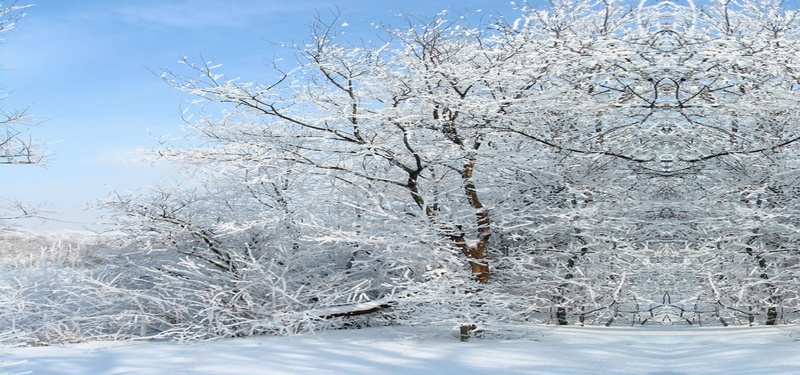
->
<box><xmin>6</xmin><ymin>0</ymin><xmax>797</xmax><ymax>343</ymax></box>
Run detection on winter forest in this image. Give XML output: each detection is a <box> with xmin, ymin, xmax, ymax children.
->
<box><xmin>5</xmin><ymin>0</ymin><xmax>800</xmax><ymax>349</ymax></box>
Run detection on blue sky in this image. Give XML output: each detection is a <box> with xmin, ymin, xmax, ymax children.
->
<box><xmin>1</xmin><ymin>0</ymin><xmax>523</xmax><ymax>231</ymax></box>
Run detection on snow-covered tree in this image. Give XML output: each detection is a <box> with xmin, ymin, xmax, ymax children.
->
<box><xmin>1</xmin><ymin>3</ymin><xmax>47</xmax><ymax>228</ymax></box>
<box><xmin>0</xmin><ymin>3</ymin><xmax>39</xmax><ymax>166</ymax></box>
<box><xmin>87</xmin><ymin>0</ymin><xmax>800</xmax><ymax>338</ymax></box>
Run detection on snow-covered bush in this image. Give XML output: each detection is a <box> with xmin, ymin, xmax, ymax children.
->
<box><xmin>0</xmin><ymin>237</ymin><xmax>168</xmax><ymax>345</ymax></box>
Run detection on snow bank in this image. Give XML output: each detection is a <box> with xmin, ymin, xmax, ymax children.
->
<box><xmin>2</xmin><ymin>325</ymin><xmax>799</xmax><ymax>375</ymax></box>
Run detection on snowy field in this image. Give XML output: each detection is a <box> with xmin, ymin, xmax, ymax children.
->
<box><xmin>2</xmin><ymin>325</ymin><xmax>800</xmax><ymax>375</ymax></box>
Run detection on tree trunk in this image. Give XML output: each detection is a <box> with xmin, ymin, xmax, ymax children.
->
<box><xmin>746</xmin><ymin>247</ymin><xmax>779</xmax><ymax>325</ymax></box>
<box><xmin>460</xmin><ymin>324</ymin><xmax>477</xmax><ymax>342</ymax></box>
<box><xmin>406</xmin><ymin>158</ymin><xmax>492</xmax><ymax>284</ymax></box>
<box><xmin>461</xmin><ymin>159</ymin><xmax>491</xmax><ymax>283</ymax></box>
<box><xmin>766</xmin><ymin>307</ymin><xmax>778</xmax><ymax>325</ymax></box>
<box><xmin>555</xmin><ymin>247</ymin><xmax>588</xmax><ymax>325</ymax></box>
<box><xmin>556</xmin><ymin>307</ymin><xmax>569</xmax><ymax>325</ymax></box>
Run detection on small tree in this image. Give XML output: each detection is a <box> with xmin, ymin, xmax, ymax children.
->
<box><xmin>1</xmin><ymin>3</ymin><xmax>45</xmax><ymax>228</ymax></box>
<box><xmin>0</xmin><ymin>2</ymin><xmax>39</xmax><ymax>166</ymax></box>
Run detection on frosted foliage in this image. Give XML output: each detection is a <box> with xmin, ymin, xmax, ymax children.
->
<box><xmin>100</xmin><ymin>0</ymin><xmax>800</xmax><ymax>333</ymax></box>
<box><xmin>0</xmin><ymin>3</ymin><xmax>41</xmax><ymax>167</ymax></box>
<box><xmin>7</xmin><ymin>0</ymin><xmax>800</xmax><ymax>345</ymax></box>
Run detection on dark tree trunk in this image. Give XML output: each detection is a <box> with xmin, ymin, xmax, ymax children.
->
<box><xmin>556</xmin><ymin>307</ymin><xmax>569</xmax><ymax>325</ymax></box>
<box><xmin>766</xmin><ymin>307</ymin><xmax>778</xmax><ymax>325</ymax></box>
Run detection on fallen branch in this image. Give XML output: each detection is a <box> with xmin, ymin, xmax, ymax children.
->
<box><xmin>307</xmin><ymin>297</ymin><xmax>394</xmax><ymax>319</ymax></box>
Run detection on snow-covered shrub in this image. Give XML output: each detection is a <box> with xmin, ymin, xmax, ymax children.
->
<box><xmin>0</xmin><ymin>239</ymin><xmax>171</xmax><ymax>345</ymax></box>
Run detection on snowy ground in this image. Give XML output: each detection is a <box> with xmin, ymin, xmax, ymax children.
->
<box><xmin>2</xmin><ymin>325</ymin><xmax>800</xmax><ymax>375</ymax></box>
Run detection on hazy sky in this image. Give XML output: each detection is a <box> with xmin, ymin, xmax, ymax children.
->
<box><xmin>1</xmin><ymin>0</ymin><xmax>526</xmax><ymax>232</ymax></box>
